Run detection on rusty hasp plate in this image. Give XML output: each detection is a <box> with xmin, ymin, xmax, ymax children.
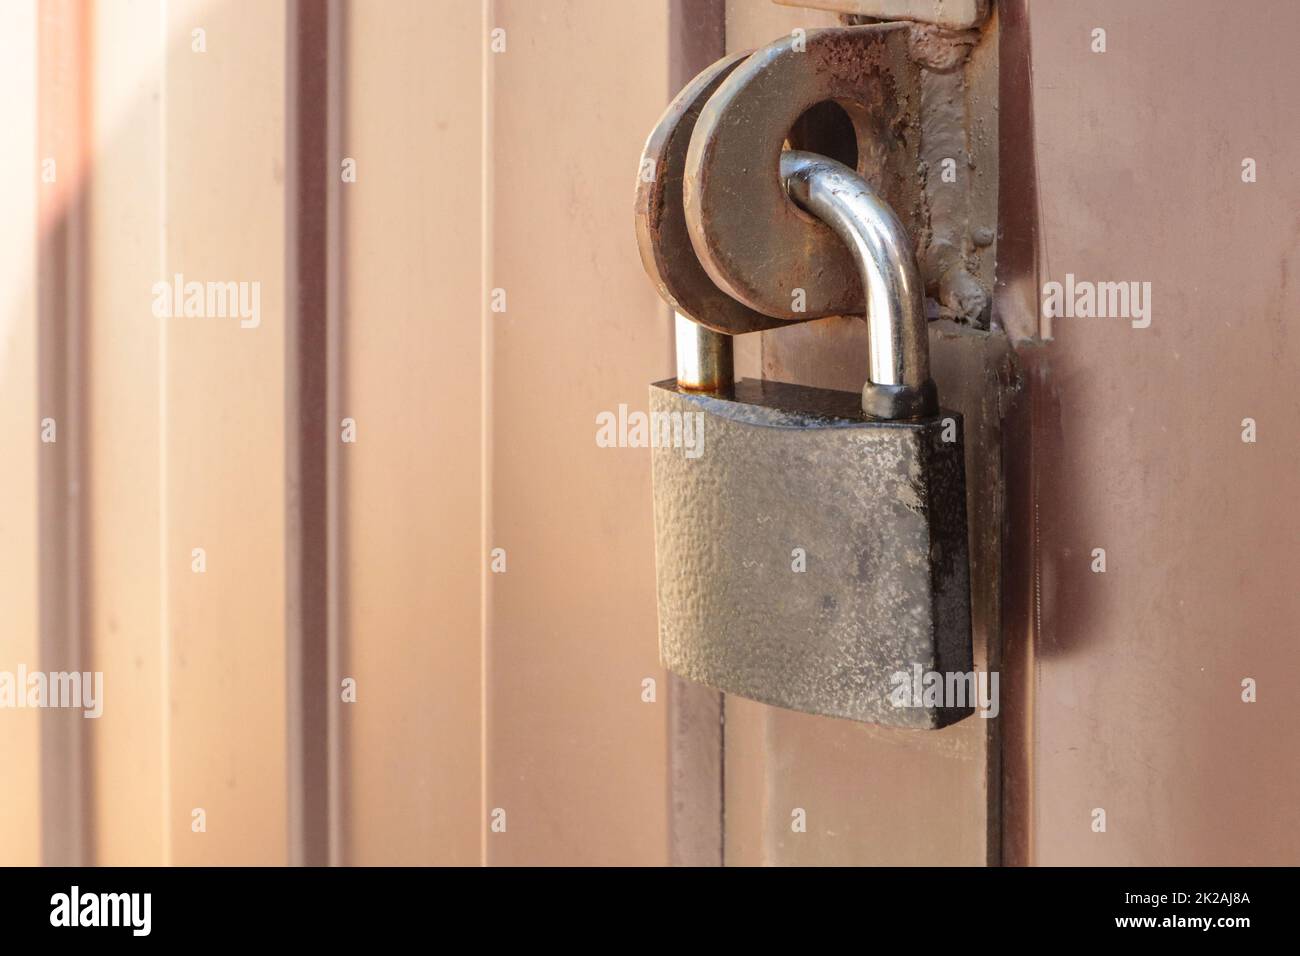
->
<box><xmin>650</xmin><ymin>377</ymin><xmax>973</xmax><ymax>728</ymax></box>
<box><xmin>773</xmin><ymin>0</ymin><xmax>991</xmax><ymax>31</ymax></box>
<box><xmin>634</xmin><ymin>51</ymin><xmax>802</xmax><ymax>334</ymax></box>
<box><xmin>685</xmin><ymin>24</ymin><xmax>922</xmax><ymax>321</ymax></box>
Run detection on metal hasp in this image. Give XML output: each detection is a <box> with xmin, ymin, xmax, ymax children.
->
<box><xmin>649</xmin><ymin>160</ymin><xmax>972</xmax><ymax>728</ymax></box>
<box><xmin>683</xmin><ymin>24</ymin><xmax>922</xmax><ymax>321</ymax></box>
<box><xmin>634</xmin><ymin>51</ymin><xmax>798</xmax><ymax>335</ymax></box>
<box><xmin>773</xmin><ymin>0</ymin><xmax>990</xmax><ymax>31</ymax></box>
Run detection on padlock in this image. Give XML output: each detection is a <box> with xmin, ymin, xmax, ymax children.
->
<box><xmin>649</xmin><ymin>151</ymin><xmax>973</xmax><ymax>728</ymax></box>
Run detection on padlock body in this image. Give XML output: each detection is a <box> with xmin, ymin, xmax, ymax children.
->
<box><xmin>650</xmin><ymin>378</ymin><xmax>973</xmax><ymax>728</ymax></box>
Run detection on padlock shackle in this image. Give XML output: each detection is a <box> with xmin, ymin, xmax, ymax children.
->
<box><xmin>674</xmin><ymin>312</ymin><xmax>734</xmax><ymax>391</ymax></box>
<box><xmin>781</xmin><ymin>151</ymin><xmax>938</xmax><ymax>420</ymax></box>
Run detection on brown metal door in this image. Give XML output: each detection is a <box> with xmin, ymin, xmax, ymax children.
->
<box><xmin>6</xmin><ymin>0</ymin><xmax>1298</xmax><ymax>869</ymax></box>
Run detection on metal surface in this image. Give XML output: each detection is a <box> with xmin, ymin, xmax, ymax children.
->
<box><xmin>1000</xmin><ymin>0</ymin><xmax>1300</xmax><ymax>867</ymax></box>
<box><xmin>675</xmin><ymin>312</ymin><xmax>733</xmax><ymax>391</ymax></box>
<box><xmin>782</xmin><ymin>150</ymin><xmax>935</xmax><ymax>418</ymax></box>
<box><xmin>36</xmin><ymin>0</ymin><xmax>91</xmax><ymax>866</ymax></box>
<box><xmin>774</xmin><ymin>0</ymin><xmax>990</xmax><ymax>30</ymax></box>
<box><xmin>684</xmin><ymin>24</ymin><xmax>921</xmax><ymax>320</ymax></box>
<box><xmin>634</xmin><ymin>50</ymin><xmax>798</xmax><ymax>335</ymax></box>
<box><xmin>721</xmin><ymin>0</ymin><xmax>1001</xmax><ymax>864</ymax></box>
<box><xmin>650</xmin><ymin>377</ymin><xmax>971</xmax><ymax>727</ymax></box>
<box><xmin>992</xmin><ymin>0</ymin><xmax>1037</xmax><ymax>342</ymax></box>
<box><xmin>912</xmin><ymin>18</ymin><xmax>997</xmax><ymax>327</ymax></box>
<box><xmin>480</xmin><ymin>0</ymin><xmax>681</xmax><ymax>865</ymax></box>
<box><xmin>664</xmin><ymin>0</ymin><xmax>727</xmax><ymax>871</ymax></box>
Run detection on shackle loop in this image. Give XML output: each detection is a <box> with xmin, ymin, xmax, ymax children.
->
<box><xmin>780</xmin><ymin>150</ymin><xmax>938</xmax><ymax>421</ymax></box>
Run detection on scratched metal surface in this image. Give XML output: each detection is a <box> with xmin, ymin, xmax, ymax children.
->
<box><xmin>650</xmin><ymin>379</ymin><xmax>971</xmax><ymax>727</ymax></box>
